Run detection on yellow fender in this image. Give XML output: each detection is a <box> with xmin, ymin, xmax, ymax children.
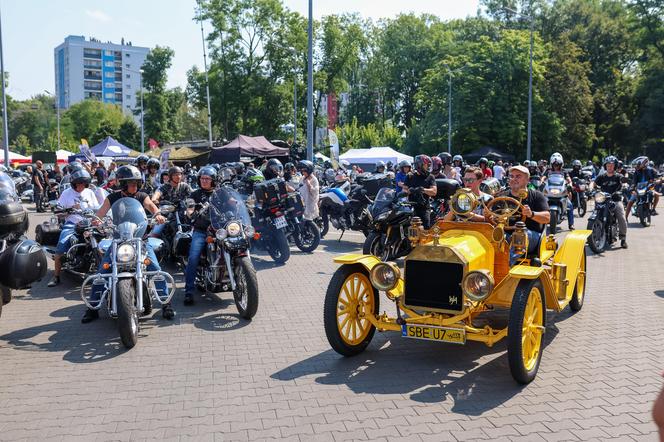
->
<box><xmin>553</xmin><ymin>230</ymin><xmax>591</xmax><ymax>301</ymax></box>
<box><xmin>333</xmin><ymin>254</ymin><xmax>404</xmax><ymax>299</ymax></box>
<box><xmin>486</xmin><ymin>265</ymin><xmax>559</xmax><ymax>311</ymax></box>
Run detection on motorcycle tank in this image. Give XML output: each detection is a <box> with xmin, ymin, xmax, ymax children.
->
<box><xmin>0</xmin><ymin>239</ymin><xmax>47</xmax><ymax>289</ymax></box>
<box><xmin>210</xmin><ymin>186</ymin><xmax>252</xmax><ymax>230</ymax></box>
<box><xmin>0</xmin><ymin>172</ymin><xmax>29</xmax><ymax>241</ymax></box>
<box><xmin>111</xmin><ymin>197</ymin><xmax>148</xmax><ymax>239</ymax></box>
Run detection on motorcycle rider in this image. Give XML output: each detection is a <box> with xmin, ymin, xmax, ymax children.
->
<box><xmin>151</xmin><ymin>166</ymin><xmax>193</xmax><ymax>204</ymax></box>
<box><xmin>403</xmin><ymin>155</ymin><xmax>437</xmax><ymax>228</ymax></box>
<box><xmin>142</xmin><ymin>158</ymin><xmax>160</xmax><ymax>194</ymax></box>
<box><xmin>182</xmin><ymin>166</ymin><xmax>224</xmax><ymax>305</ymax></box>
<box><xmin>374</xmin><ymin>161</ymin><xmax>386</xmax><ymax>175</ymax></box>
<box><xmin>478</xmin><ymin>157</ymin><xmax>493</xmax><ymax>178</ymax></box>
<box><xmin>594</xmin><ymin>156</ymin><xmax>628</xmax><ymax>248</ymax></box>
<box><xmin>297</xmin><ymin>160</ymin><xmax>320</xmax><ymax>222</ymax></box>
<box><xmin>47</xmin><ymin>169</ymin><xmax>101</xmax><ymax>287</ymax></box>
<box><xmin>453</xmin><ymin>154</ymin><xmax>465</xmax><ymax>175</ymax></box>
<box><xmin>134</xmin><ymin>155</ymin><xmax>150</xmax><ymax>179</ymax></box>
<box><xmin>626</xmin><ymin>156</ymin><xmax>660</xmax><ymax>217</ymax></box>
<box><xmin>543</xmin><ymin>152</ymin><xmax>575</xmax><ymax>230</ymax></box>
<box><xmin>336</xmin><ymin>160</ymin><xmax>351</xmax><ymax>183</ymax></box>
<box><xmin>440</xmin><ymin>153</ymin><xmax>461</xmax><ymax>183</ymax></box>
<box><xmin>444</xmin><ymin>166</ymin><xmax>492</xmax><ymax>222</ymax></box>
<box><xmin>431</xmin><ymin>157</ymin><xmax>444</xmax><ymax>179</ymax></box>
<box><xmin>569</xmin><ymin>160</ymin><xmax>583</xmax><ymax>179</ymax></box>
<box><xmin>395</xmin><ymin>160</ymin><xmax>411</xmax><ymax>191</ymax></box>
<box><xmin>263</xmin><ymin>158</ymin><xmax>284</xmax><ymax>180</ymax></box>
<box><xmin>84</xmin><ymin>165</ymin><xmax>172</xmax><ymax>323</ymax></box>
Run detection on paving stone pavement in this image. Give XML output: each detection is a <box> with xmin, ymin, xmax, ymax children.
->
<box><xmin>0</xmin><ymin>206</ymin><xmax>662</xmax><ymax>441</ymax></box>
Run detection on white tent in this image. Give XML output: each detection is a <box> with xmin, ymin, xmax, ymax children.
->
<box><xmin>56</xmin><ymin>149</ymin><xmax>76</xmax><ymax>162</ymax></box>
<box><xmin>314</xmin><ymin>152</ymin><xmax>330</xmax><ymax>162</ymax></box>
<box><xmin>0</xmin><ymin>151</ymin><xmax>31</xmax><ymax>164</ymax></box>
<box><xmin>340</xmin><ymin>147</ymin><xmax>413</xmax><ymax>165</ymax></box>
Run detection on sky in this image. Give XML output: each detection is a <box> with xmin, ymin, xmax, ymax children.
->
<box><xmin>2</xmin><ymin>0</ymin><xmax>480</xmax><ymax>101</ymax></box>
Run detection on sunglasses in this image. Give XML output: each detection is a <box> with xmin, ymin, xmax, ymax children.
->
<box><xmin>508</xmin><ymin>174</ymin><xmax>524</xmax><ymax>180</ymax></box>
<box><xmin>462</xmin><ymin>177</ymin><xmax>477</xmax><ymax>183</ymax></box>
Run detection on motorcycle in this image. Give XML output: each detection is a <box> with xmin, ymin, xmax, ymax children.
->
<box><xmin>363</xmin><ymin>187</ymin><xmax>413</xmax><ymax>261</ymax></box>
<box><xmin>543</xmin><ymin>172</ymin><xmax>568</xmax><ymax>234</ymax></box>
<box><xmin>586</xmin><ymin>191</ymin><xmax>620</xmax><ymax>253</ymax></box>
<box><xmin>189</xmin><ymin>187</ymin><xmax>259</xmax><ymax>319</ymax></box>
<box><xmin>80</xmin><ymin>197</ymin><xmax>176</xmax><ymax>349</ymax></box>
<box><xmin>249</xmin><ymin>178</ymin><xmax>291</xmax><ymax>264</ymax></box>
<box><xmin>570</xmin><ymin>176</ymin><xmax>588</xmax><ymax>218</ymax></box>
<box><xmin>632</xmin><ymin>181</ymin><xmax>658</xmax><ymax>227</ymax></box>
<box><xmin>283</xmin><ymin>191</ymin><xmax>320</xmax><ymax>253</ymax></box>
<box><xmin>151</xmin><ymin>200</ymin><xmax>193</xmax><ymax>265</ymax></box>
<box><xmin>317</xmin><ymin>181</ymin><xmax>372</xmax><ymax>238</ymax></box>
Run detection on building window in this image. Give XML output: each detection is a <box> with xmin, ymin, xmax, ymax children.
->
<box><xmin>125</xmin><ymin>53</ymin><xmax>131</xmax><ymax>58</ymax></box>
<box><xmin>126</xmin><ymin>74</ymin><xmax>130</xmax><ymax>79</ymax></box>
<box><xmin>105</xmin><ymin>92</ymin><xmax>114</xmax><ymax>99</ymax></box>
<box><xmin>125</xmin><ymin>63</ymin><xmax>131</xmax><ymax>68</ymax></box>
<box><xmin>104</xmin><ymin>61</ymin><xmax>114</xmax><ymax>67</ymax></box>
<box><xmin>105</xmin><ymin>72</ymin><xmax>114</xmax><ymax>78</ymax></box>
<box><xmin>126</xmin><ymin>84</ymin><xmax>131</xmax><ymax>89</ymax></box>
<box><xmin>105</xmin><ymin>82</ymin><xmax>114</xmax><ymax>88</ymax></box>
<box><xmin>126</xmin><ymin>94</ymin><xmax>131</xmax><ymax>100</ymax></box>
<box><xmin>105</xmin><ymin>50</ymin><xmax>113</xmax><ymax>56</ymax></box>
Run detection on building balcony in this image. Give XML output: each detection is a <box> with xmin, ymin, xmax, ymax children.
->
<box><xmin>83</xmin><ymin>52</ymin><xmax>101</xmax><ymax>59</ymax></box>
<box><xmin>83</xmin><ymin>64</ymin><xmax>101</xmax><ymax>70</ymax></box>
<box><xmin>84</xmin><ymin>75</ymin><xmax>102</xmax><ymax>81</ymax></box>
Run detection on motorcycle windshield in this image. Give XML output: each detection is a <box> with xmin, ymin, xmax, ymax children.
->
<box><xmin>0</xmin><ymin>173</ymin><xmax>18</xmax><ymax>203</ymax></box>
<box><xmin>210</xmin><ymin>186</ymin><xmax>251</xmax><ymax>230</ymax></box>
<box><xmin>548</xmin><ymin>173</ymin><xmax>565</xmax><ymax>186</ymax></box>
<box><xmin>111</xmin><ymin>197</ymin><xmax>148</xmax><ymax>239</ymax></box>
<box><xmin>371</xmin><ymin>187</ymin><xmax>396</xmax><ymax>213</ymax></box>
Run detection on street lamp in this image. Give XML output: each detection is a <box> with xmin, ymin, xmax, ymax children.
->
<box><xmin>0</xmin><ymin>6</ymin><xmax>9</xmax><ymax>167</ymax></box>
<box><xmin>43</xmin><ymin>90</ymin><xmax>60</xmax><ymax>151</ymax></box>
<box><xmin>124</xmin><ymin>67</ymin><xmax>145</xmax><ymax>152</ymax></box>
<box><xmin>505</xmin><ymin>7</ymin><xmax>534</xmax><ymax>162</ymax></box>
<box><xmin>306</xmin><ymin>0</ymin><xmax>313</xmax><ymax>161</ymax></box>
<box><xmin>442</xmin><ymin>64</ymin><xmax>466</xmax><ymax>154</ymax></box>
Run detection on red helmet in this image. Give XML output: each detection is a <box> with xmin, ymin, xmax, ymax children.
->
<box><xmin>414</xmin><ymin>155</ymin><xmax>432</xmax><ymax>175</ymax></box>
<box><xmin>431</xmin><ymin>156</ymin><xmax>443</xmax><ymax>173</ymax></box>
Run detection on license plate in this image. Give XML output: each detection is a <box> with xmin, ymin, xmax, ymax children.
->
<box><xmin>273</xmin><ymin>216</ymin><xmax>288</xmax><ymax>229</ymax></box>
<box><xmin>401</xmin><ymin>324</ymin><xmax>466</xmax><ymax>345</ymax></box>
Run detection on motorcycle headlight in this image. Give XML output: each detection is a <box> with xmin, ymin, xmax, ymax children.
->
<box><xmin>116</xmin><ymin>243</ymin><xmax>136</xmax><ymax>263</ymax></box>
<box><xmin>226</xmin><ymin>222</ymin><xmax>242</xmax><ymax>237</ymax></box>
<box><xmin>462</xmin><ymin>270</ymin><xmax>494</xmax><ymax>302</ymax></box>
<box><xmin>550</xmin><ymin>188</ymin><xmax>561</xmax><ymax>195</ymax></box>
<box><xmin>244</xmin><ymin>225</ymin><xmax>255</xmax><ymax>237</ymax></box>
<box><xmin>370</xmin><ymin>262</ymin><xmax>400</xmax><ymax>291</ymax></box>
<box><xmin>216</xmin><ymin>229</ymin><xmax>228</xmax><ymax>240</ymax></box>
<box><xmin>594</xmin><ymin>192</ymin><xmax>606</xmax><ymax>203</ymax></box>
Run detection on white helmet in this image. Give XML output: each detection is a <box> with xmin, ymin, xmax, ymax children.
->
<box><xmin>550</xmin><ymin>152</ymin><xmax>564</xmax><ymax>167</ymax></box>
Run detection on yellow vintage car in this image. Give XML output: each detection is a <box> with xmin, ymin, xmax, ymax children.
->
<box><xmin>323</xmin><ymin>188</ymin><xmax>591</xmax><ymax>384</ymax></box>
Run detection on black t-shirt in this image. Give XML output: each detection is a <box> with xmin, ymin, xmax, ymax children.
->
<box><xmin>108</xmin><ymin>190</ymin><xmax>150</xmax><ymax>207</ymax></box>
<box><xmin>190</xmin><ymin>188</ymin><xmax>215</xmax><ymax>232</ymax></box>
<box><xmin>404</xmin><ymin>172</ymin><xmax>436</xmax><ymax>207</ymax></box>
<box><xmin>32</xmin><ymin>169</ymin><xmax>45</xmax><ymax>187</ymax></box>
<box><xmin>594</xmin><ymin>172</ymin><xmax>623</xmax><ymax>194</ymax></box>
<box><xmin>569</xmin><ymin>168</ymin><xmax>583</xmax><ymax>179</ymax></box>
<box><xmin>507</xmin><ymin>188</ymin><xmax>549</xmax><ymax>233</ymax></box>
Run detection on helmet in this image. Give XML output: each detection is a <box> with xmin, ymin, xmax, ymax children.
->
<box><xmin>68</xmin><ymin>162</ymin><xmax>85</xmax><ymax>173</ymax></box>
<box><xmin>572</xmin><ymin>159</ymin><xmax>582</xmax><ymax>168</ymax></box>
<box><xmin>339</xmin><ymin>160</ymin><xmax>350</xmax><ymax>170</ymax></box>
<box><xmin>438</xmin><ymin>152</ymin><xmax>453</xmax><ymax>165</ymax></box>
<box><xmin>116</xmin><ymin>165</ymin><xmax>143</xmax><ymax>192</ymax></box>
<box><xmin>168</xmin><ymin>166</ymin><xmax>183</xmax><ymax>177</ymax></box>
<box><xmin>135</xmin><ymin>155</ymin><xmax>149</xmax><ymax>168</ymax></box>
<box><xmin>284</xmin><ymin>162</ymin><xmax>296</xmax><ymax>173</ymax></box>
<box><xmin>413</xmin><ymin>155</ymin><xmax>432</xmax><ymax>175</ymax></box>
<box><xmin>233</xmin><ymin>162</ymin><xmax>246</xmax><ymax>176</ymax></box>
<box><xmin>550</xmin><ymin>152</ymin><xmax>564</xmax><ymax>167</ymax></box>
<box><xmin>375</xmin><ymin>161</ymin><xmax>386</xmax><ymax>172</ymax></box>
<box><xmin>586</xmin><ymin>160</ymin><xmax>593</xmax><ymax>166</ymax></box>
<box><xmin>649</xmin><ymin>161</ymin><xmax>655</xmax><ymax>168</ymax></box>
<box><xmin>431</xmin><ymin>156</ymin><xmax>443</xmax><ymax>173</ymax></box>
<box><xmin>70</xmin><ymin>169</ymin><xmax>91</xmax><ymax>187</ymax></box>
<box><xmin>633</xmin><ymin>156</ymin><xmax>649</xmax><ymax>169</ymax></box>
<box><xmin>386</xmin><ymin>161</ymin><xmax>394</xmax><ymax>170</ymax></box>
<box><xmin>244</xmin><ymin>168</ymin><xmax>265</xmax><ymax>183</ymax></box>
<box><xmin>198</xmin><ymin>166</ymin><xmax>217</xmax><ymax>187</ymax></box>
<box><xmin>523</xmin><ymin>160</ymin><xmax>531</xmax><ymax>167</ymax></box>
<box><xmin>147</xmin><ymin>158</ymin><xmax>160</xmax><ymax>170</ymax></box>
<box><xmin>603</xmin><ymin>156</ymin><xmax>618</xmax><ymax>167</ymax></box>
<box><xmin>263</xmin><ymin>158</ymin><xmax>283</xmax><ymax>180</ymax></box>
<box><xmin>453</xmin><ymin>154</ymin><xmax>463</xmax><ymax>164</ymax></box>
<box><xmin>398</xmin><ymin>160</ymin><xmax>411</xmax><ymax>172</ymax></box>
<box><xmin>479</xmin><ymin>157</ymin><xmax>488</xmax><ymax>166</ymax></box>
<box><xmin>297</xmin><ymin>160</ymin><xmax>314</xmax><ymax>175</ymax></box>
<box><xmin>324</xmin><ymin>160</ymin><xmax>332</xmax><ymax>169</ymax></box>
<box><xmin>617</xmin><ymin>160</ymin><xmax>624</xmax><ymax>168</ymax></box>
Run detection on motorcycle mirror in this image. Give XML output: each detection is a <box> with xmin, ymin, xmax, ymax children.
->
<box><xmin>185</xmin><ymin>198</ymin><xmax>196</xmax><ymax>209</ymax></box>
<box><xmin>160</xmin><ymin>204</ymin><xmax>176</xmax><ymax>214</ymax></box>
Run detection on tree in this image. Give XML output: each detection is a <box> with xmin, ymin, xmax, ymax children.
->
<box><xmin>63</xmin><ymin>100</ymin><xmax>125</xmax><ymax>144</ymax></box>
<box><xmin>91</xmin><ymin>119</ymin><xmax>119</xmax><ymax>146</ymax></box>
<box><xmin>11</xmin><ymin>134</ymin><xmax>30</xmax><ymax>155</ymax></box>
<box><xmin>118</xmin><ymin>119</ymin><xmax>141</xmax><ymax>149</ymax></box>
<box><xmin>141</xmin><ymin>46</ymin><xmax>176</xmax><ymax>143</ymax></box>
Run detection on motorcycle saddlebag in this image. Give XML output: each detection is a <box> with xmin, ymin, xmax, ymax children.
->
<box><xmin>361</xmin><ymin>174</ymin><xmax>394</xmax><ymax>199</ymax></box>
<box><xmin>435</xmin><ymin>178</ymin><xmax>461</xmax><ymax>200</ymax></box>
<box><xmin>0</xmin><ymin>239</ymin><xmax>47</xmax><ymax>289</ymax></box>
<box><xmin>254</xmin><ymin>178</ymin><xmax>288</xmax><ymax>207</ymax></box>
<box><xmin>35</xmin><ymin>221</ymin><xmax>62</xmax><ymax>246</ymax></box>
<box><xmin>285</xmin><ymin>192</ymin><xmax>305</xmax><ymax>216</ymax></box>
<box><xmin>0</xmin><ymin>200</ymin><xmax>28</xmax><ymax>240</ymax></box>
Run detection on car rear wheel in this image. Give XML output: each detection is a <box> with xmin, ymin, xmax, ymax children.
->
<box><xmin>570</xmin><ymin>252</ymin><xmax>586</xmax><ymax>312</ymax></box>
<box><xmin>324</xmin><ymin>265</ymin><xmax>379</xmax><ymax>356</ymax></box>
<box><xmin>508</xmin><ymin>278</ymin><xmax>545</xmax><ymax>384</ymax></box>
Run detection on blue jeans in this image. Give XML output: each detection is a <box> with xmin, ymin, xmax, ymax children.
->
<box><xmin>567</xmin><ymin>199</ymin><xmax>574</xmax><ymax>228</ymax></box>
<box><xmin>508</xmin><ymin>229</ymin><xmax>542</xmax><ymax>266</ymax></box>
<box><xmin>56</xmin><ymin>222</ymin><xmax>76</xmax><ymax>254</ymax></box>
<box><xmin>184</xmin><ymin>230</ymin><xmax>207</xmax><ymax>294</ymax></box>
<box><xmin>90</xmin><ymin>241</ymin><xmax>167</xmax><ymax>304</ymax></box>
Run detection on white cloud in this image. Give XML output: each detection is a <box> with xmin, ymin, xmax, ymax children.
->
<box><xmin>85</xmin><ymin>10</ymin><xmax>112</xmax><ymax>23</ymax></box>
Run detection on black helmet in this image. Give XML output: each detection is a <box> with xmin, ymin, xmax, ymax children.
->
<box><xmin>398</xmin><ymin>160</ymin><xmax>411</xmax><ymax>172</ymax></box>
<box><xmin>116</xmin><ymin>165</ymin><xmax>143</xmax><ymax>192</ymax></box>
<box><xmin>135</xmin><ymin>155</ymin><xmax>149</xmax><ymax>168</ymax></box>
<box><xmin>479</xmin><ymin>157</ymin><xmax>488</xmax><ymax>165</ymax></box>
<box><xmin>572</xmin><ymin>159</ymin><xmax>582</xmax><ymax>168</ymax></box>
<box><xmin>386</xmin><ymin>161</ymin><xmax>394</xmax><ymax>170</ymax></box>
<box><xmin>297</xmin><ymin>160</ymin><xmax>314</xmax><ymax>175</ymax></box>
<box><xmin>147</xmin><ymin>158</ymin><xmax>160</xmax><ymax>170</ymax></box>
<box><xmin>603</xmin><ymin>156</ymin><xmax>618</xmax><ymax>167</ymax></box>
<box><xmin>284</xmin><ymin>162</ymin><xmax>296</xmax><ymax>173</ymax></box>
<box><xmin>198</xmin><ymin>166</ymin><xmax>217</xmax><ymax>187</ymax></box>
<box><xmin>263</xmin><ymin>158</ymin><xmax>283</xmax><ymax>180</ymax></box>
<box><xmin>68</xmin><ymin>162</ymin><xmax>85</xmax><ymax>173</ymax></box>
<box><xmin>414</xmin><ymin>155</ymin><xmax>432</xmax><ymax>175</ymax></box>
<box><xmin>324</xmin><ymin>160</ymin><xmax>332</xmax><ymax>169</ymax></box>
<box><xmin>438</xmin><ymin>152</ymin><xmax>453</xmax><ymax>165</ymax></box>
<box><xmin>375</xmin><ymin>161</ymin><xmax>386</xmax><ymax>172</ymax></box>
<box><xmin>168</xmin><ymin>166</ymin><xmax>183</xmax><ymax>177</ymax></box>
<box><xmin>233</xmin><ymin>162</ymin><xmax>245</xmax><ymax>176</ymax></box>
<box><xmin>70</xmin><ymin>169</ymin><xmax>92</xmax><ymax>187</ymax></box>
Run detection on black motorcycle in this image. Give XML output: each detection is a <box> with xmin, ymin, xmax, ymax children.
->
<box><xmin>317</xmin><ymin>181</ymin><xmax>373</xmax><ymax>239</ymax></box>
<box><xmin>632</xmin><ymin>181</ymin><xmax>658</xmax><ymax>227</ymax></box>
<box><xmin>283</xmin><ymin>191</ymin><xmax>320</xmax><ymax>253</ymax></box>
<box><xmin>363</xmin><ymin>187</ymin><xmax>414</xmax><ymax>261</ymax></box>
<box><xmin>586</xmin><ymin>191</ymin><xmax>620</xmax><ymax>253</ymax></box>
<box><xmin>249</xmin><ymin>178</ymin><xmax>291</xmax><ymax>264</ymax></box>
<box><xmin>192</xmin><ymin>187</ymin><xmax>259</xmax><ymax>319</ymax></box>
<box><xmin>571</xmin><ymin>176</ymin><xmax>588</xmax><ymax>217</ymax></box>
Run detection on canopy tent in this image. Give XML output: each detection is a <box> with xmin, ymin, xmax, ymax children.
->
<box><xmin>56</xmin><ymin>149</ymin><xmax>76</xmax><ymax>163</ymax></box>
<box><xmin>0</xmin><ymin>151</ymin><xmax>31</xmax><ymax>164</ymax></box>
<box><xmin>90</xmin><ymin>136</ymin><xmax>136</xmax><ymax>158</ymax></box>
<box><xmin>463</xmin><ymin>146</ymin><xmax>515</xmax><ymax>163</ymax></box>
<box><xmin>314</xmin><ymin>152</ymin><xmax>330</xmax><ymax>163</ymax></box>
<box><xmin>210</xmin><ymin>135</ymin><xmax>289</xmax><ymax>163</ymax></box>
<box><xmin>340</xmin><ymin>147</ymin><xmax>413</xmax><ymax>168</ymax></box>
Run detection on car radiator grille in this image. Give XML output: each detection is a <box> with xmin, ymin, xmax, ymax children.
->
<box><xmin>404</xmin><ymin>260</ymin><xmax>464</xmax><ymax>312</ymax></box>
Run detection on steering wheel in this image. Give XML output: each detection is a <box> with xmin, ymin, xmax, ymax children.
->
<box><xmin>483</xmin><ymin>196</ymin><xmax>526</xmax><ymax>223</ymax></box>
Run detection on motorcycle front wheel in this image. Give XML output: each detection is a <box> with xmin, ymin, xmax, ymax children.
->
<box><xmin>578</xmin><ymin>198</ymin><xmax>587</xmax><ymax>218</ymax></box>
<box><xmin>548</xmin><ymin>210</ymin><xmax>558</xmax><ymax>235</ymax></box>
<box><xmin>363</xmin><ymin>232</ymin><xmax>389</xmax><ymax>261</ymax></box>
<box><xmin>233</xmin><ymin>256</ymin><xmax>259</xmax><ymax>319</ymax></box>
<box><xmin>267</xmin><ymin>229</ymin><xmax>291</xmax><ymax>264</ymax></box>
<box><xmin>587</xmin><ymin>219</ymin><xmax>606</xmax><ymax>254</ymax></box>
<box><xmin>294</xmin><ymin>220</ymin><xmax>321</xmax><ymax>253</ymax></box>
<box><xmin>638</xmin><ymin>204</ymin><xmax>651</xmax><ymax>227</ymax></box>
<box><xmin>117</xmin><ymin>278</ymin><xmax>139</xmax><ymax>349</ymax></box>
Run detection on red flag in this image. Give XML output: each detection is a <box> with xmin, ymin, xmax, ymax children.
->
<box><xmin>148</xmin><ymin>138</ymin><xmax>159</xmax><ymax>149</ymax></box>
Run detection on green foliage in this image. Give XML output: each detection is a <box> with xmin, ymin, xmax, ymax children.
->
<box><xmin>64</xmin><ymin>100</ymin><xmax>126</xmax><ymax>144</ymax></box>
<box><xmin>337</xmin><ymin>118</ymin><xmax>404</xmax><ymax>152</ymax></box>
<box><xmin>118</xmin><ymin>119</ymin><xmax>141</xmax><ymax>148</ymax></box>
<box><xmin>90</xmin><ymin>119</ymin><xmax>119</xmax><ymax>145</ymax></box>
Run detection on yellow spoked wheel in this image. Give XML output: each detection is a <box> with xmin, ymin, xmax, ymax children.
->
<box><xmin>508</xmin><ymin>279</ymin><xmax>546</xmax><ymax>384</ymax></box>
<box><xmin>324</xmin><ymin>265</ymin><xmax>379</xmax><ymax>356</ymax></box>
<box><xmin>570</xmin><ymin>251</ymin><xmax>586</xmax><ymax>312</ymax></box>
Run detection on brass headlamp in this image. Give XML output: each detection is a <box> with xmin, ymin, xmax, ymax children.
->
<box><xmin>408</xmin><ymin>216</ymin><xmax>423</xmax><ymax>247</ymax></box>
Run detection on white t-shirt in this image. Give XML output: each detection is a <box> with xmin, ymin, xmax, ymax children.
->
<box><xmin>57</xmin><ymin>187</ymin><xmax>101</xmax><ymax>224</ymax></box>
<box><xmin>493</xmin><ymin>165</ymin><xmax>505</xmax><ymax>180</ymax></box>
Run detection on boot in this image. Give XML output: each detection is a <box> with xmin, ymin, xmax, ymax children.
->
<box><xmin>184</xmin><ymin>292</ymin><xmax>194</xmax><ymax>306</ymax></box>
<box><xmin>81</xmin><ymin>309</ymin><xmax>99</xmax><ymax>324</ymax></box>
<box><xmin>162</xmin><ymin>303</ymin><xmax>175</xmax><ymax>320</ymax></box>
<box><xmin>621</xmin><ymin>238</ymin><xmax>628</xmax><ymax>249</ymax></box>
<box><xmin>47</xmin><ymin>275</ymin><xmax>60</xmax><ymax>287</ymax></box>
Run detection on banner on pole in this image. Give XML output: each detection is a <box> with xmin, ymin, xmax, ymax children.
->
<box><xmin>159</xmin><ymin>148</ymin><xmax>172</xmax><ymax>171</ymax></box>
<box><xmin>79</xmin><ymin>144</ymin><xmax>96</xmax><ymax>163</ymax></box>
<box><xmin>328</xmin><ymin>129</ymin><xmax>339</xmax><ymax>169</ymax></box>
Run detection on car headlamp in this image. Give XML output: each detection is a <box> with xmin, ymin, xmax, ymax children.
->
<box><xmin>594</xmin><ymin>192</ymin><xmax>606</xmax><ymax>203</ymax></box>
<box><xmin>462</xmin><ymin>270</ymin><xmax>494</xmax><ymax>302</ymax></box>
<box><xmin>226</xmin><ymin>222</ymin><xmax>242</xmax><ymax>237</ymax></box>
<box><xmin>370</xmin><ymin>262</ymin><xmax>400</xmax><ymax>291</ymax></box>
<box><xmin>116</xmin><ymin>243</ymin><xmax>136</xmax><ymax>263</ymax></box>
<box><xmin>451</xmin><ymin>190</ymin><xmax>477</xmax><ymax>215</ymax></box>
<box><xmin>216</xmin><ymin>229</ymin><xmax>228</xmax><ymax>240</ymax></box>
